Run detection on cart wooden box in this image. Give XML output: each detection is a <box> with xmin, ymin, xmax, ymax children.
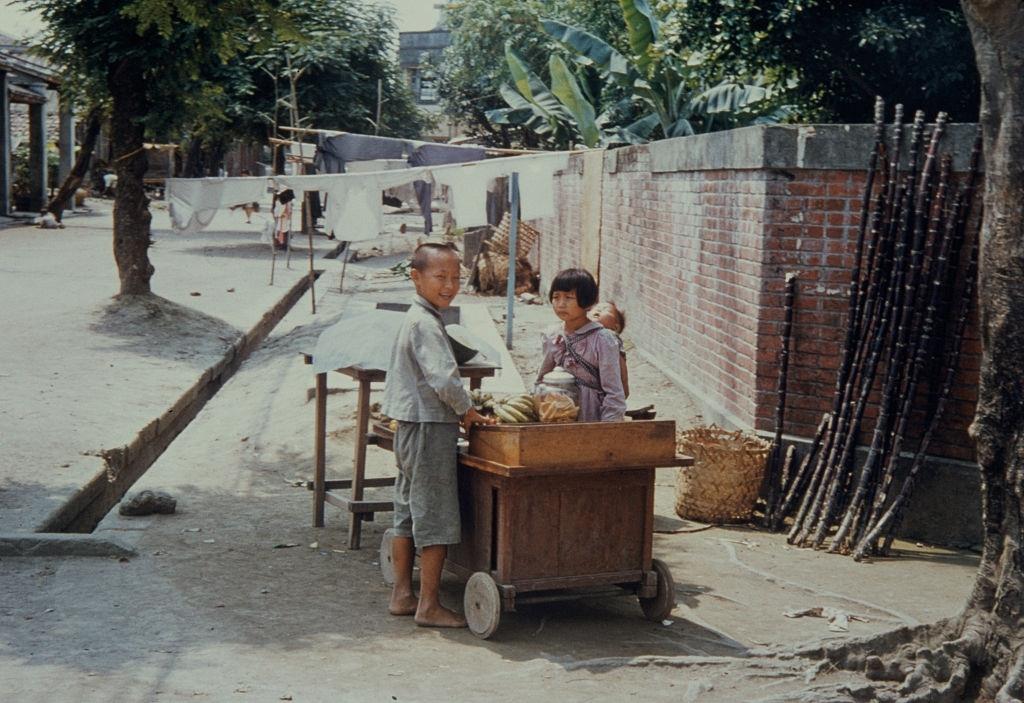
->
<box><xmin>466</xmin><ymin>420</ymin><xmax>677</xmax><ymax>468</ymax></box>
<box><xmin>440</xmin><ymin>420</ymin><xmax>690</xmax><ymax>637</ymax></box>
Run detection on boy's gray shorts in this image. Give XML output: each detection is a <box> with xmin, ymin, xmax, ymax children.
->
<box><xmin>393</xmin><ymin>421</ymin><xmax>461</xmax><ymax>547</ymax></box>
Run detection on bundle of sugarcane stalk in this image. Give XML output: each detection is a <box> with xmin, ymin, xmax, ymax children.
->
<box><xmin>764</xmin><ymin>97</ymin><xmax>982</xmax><ymax>559</ymax></box>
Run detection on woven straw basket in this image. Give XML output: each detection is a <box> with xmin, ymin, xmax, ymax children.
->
<box><xmin>675</xmin><ymin>426</ymin><xmax>771</xmax><ymax>523</ymax></box>
<box><xmin>488</xmin><ymin>212</ymin><xmax>540</xmax><ymax>258</ymax></box>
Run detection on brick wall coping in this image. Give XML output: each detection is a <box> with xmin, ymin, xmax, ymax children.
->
<box><xmin>605</xmin><ymin>123</ymin><xmax>982</xmax><ymax>175</ymax></box>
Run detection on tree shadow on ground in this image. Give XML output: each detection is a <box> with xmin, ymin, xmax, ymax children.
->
<box><xmin>0</xmin><ymin>469</ymin><xmax>751</xmax><ymax>687</ymax></box>
<box><xmin>87</xmin><ymin>294</ymin><xmax>241</xmax><ymax>367</ymax></box>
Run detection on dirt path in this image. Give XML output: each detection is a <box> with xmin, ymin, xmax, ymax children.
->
<box><xmin>0</xmin><ymin>234</ymin><xmax>978</xmax><ymax>702</ymax></box>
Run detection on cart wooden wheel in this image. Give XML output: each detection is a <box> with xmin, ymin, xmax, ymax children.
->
<box><xmin>379</xmin><ymin>529</ymin><xmax>396</xmax><ymax>586</ymax></box>
<box><xmin>464</xmin><ymin>572</ymin><xmax>501</xmax><ymax>639</ymax></box>
<box><xmin>639</xmin><ymin>558</ymin><xmax>676</xmax><ymax>622</ymax></box>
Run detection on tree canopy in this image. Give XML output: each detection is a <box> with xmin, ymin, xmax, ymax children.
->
<box><xmin>440</xmin><ymin>0</ymin><xmax>980</xmax><ymax>145</ymax></box>
<box><xmin>439</xmin><ymin>0</ymin><xmax>629</xmax><ymax>147</ymax></box>
<box><xmin>24</xmin><ymin>0</ymin><xmax>429</xmax><ymax>295</ymax></box>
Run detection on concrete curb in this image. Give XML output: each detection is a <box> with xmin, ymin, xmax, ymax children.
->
<box><xmin>37</xmin><ymin>269</ymin><xmax>323</xmax><ymax>534</ymax></box>
<box><xmin>0</xmin><ymin>533</ymin><xmax>137</xmax><ymax>558</ymax></box>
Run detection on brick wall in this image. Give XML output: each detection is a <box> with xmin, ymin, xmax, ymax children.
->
<box><xmin>536</xmin><ymin>124</ymin><xmax>981</xmax><ymax>464</ymax></box>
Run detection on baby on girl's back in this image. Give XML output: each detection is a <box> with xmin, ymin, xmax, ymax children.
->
<box><xmin>588</xmin><ymin>301</ymin><xmax>630</xmax><ymax>399</ymax></box>
<box><xmin>536</xmin><ymin>268</ymin><xmax>627</xmax><ymax>422</ymax></box>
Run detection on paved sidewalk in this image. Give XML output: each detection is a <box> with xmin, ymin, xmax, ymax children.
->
<box><xmin>0</xmin><ymin>201</ymin><xmax>338</xmax><ymax>532</ymax></box>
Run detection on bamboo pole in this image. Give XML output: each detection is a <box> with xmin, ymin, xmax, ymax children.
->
<box><xmin>775</xmin><ymin>412</ymin><xmax>831</xmax><ymax>529</ymax></box>
<box><xmin>857</xmin><ymin>220</ymin><xmax>979</xmax><ymax>560</ymax></box>
<box><xmin>763</xmin><ymin>272</ymin><xmax>799</xmax><ymax>527</ymax></box>
<box><xmin>798</xmin><ymin>112</ymin><xmax>928</xmax><ymax>547</ymax></box>
<box><xmin>862</xmin><ymin>128</ymin><xmax>984</xmax><ymax>558</ymax></box>
<box><xmin>823</xmin><ymin>114</ymin><xmax>949</xmax><ymax>551</ymax></box>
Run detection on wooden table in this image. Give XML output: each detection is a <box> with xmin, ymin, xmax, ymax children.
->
<box><xmin>303</xmin><ymin>355</ymin><xmax>497</xmax><ymax>549</ymax></box>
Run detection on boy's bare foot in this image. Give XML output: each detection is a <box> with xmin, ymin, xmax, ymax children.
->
<box><xmin>414</xmin><ymin>604</ymin><xmax>467</xmax><ymax>628</ymax></box>
<box><xmin>389</xmin><ymin>592</ymin><xmax>418</xmax><ymax>616</ymax></box>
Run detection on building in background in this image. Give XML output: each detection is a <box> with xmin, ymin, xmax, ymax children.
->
<box><xmin>398</xmin><ymin>3</ymin><xmax>462</xmax><ymax>141</ymax></box>
<box><xmin>0</xmin><ymin>31</ymin><xmax>67</xmax><ymax>216</ymax></box>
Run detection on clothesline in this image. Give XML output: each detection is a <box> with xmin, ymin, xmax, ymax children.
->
<box><xmin>166</xmin><ymin>149</ymin><xmax>573</xmax><ymax>242</ymax></box>
<box><xmin>277</xmin><ymin>126</ymin><xmax>538</xmax><ymax>157</ymax></box>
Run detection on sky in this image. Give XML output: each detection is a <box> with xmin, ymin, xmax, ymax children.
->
<box><xmin>0</xmin><ymin>1</ymin><xmax>441</xmax><ymax>41</ymax></box>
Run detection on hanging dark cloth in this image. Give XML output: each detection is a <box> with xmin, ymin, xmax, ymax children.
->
<box><xmin>313</xmin><ymin>133</ymin><xmax>407</xmax><ymax>174</ymax></box>
<box><xmin>408</xmin><ymin>143</ymin><xmax>487</xmax><ymax>234</ymax></box>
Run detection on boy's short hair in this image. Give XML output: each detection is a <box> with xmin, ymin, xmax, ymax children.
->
<box><xmin>411</xmin><ymin>241</ymin><xmax>461</xmax><ymax>271</ymax></box>
<box><xmin>549</xmin><ymin>268</ymin><xmax>599</xmax><ymax>308</ymax></box>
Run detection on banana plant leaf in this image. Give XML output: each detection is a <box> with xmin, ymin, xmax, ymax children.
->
<box><xmin>504</xmin><ymin>44</ymin><xmax>569</xmax><ymax>122</ymax></box>
<box><xmin>689</xmin><ymin>83</ymin><xmax>768</xmax><ymax>115</ymax></box>
<box><xmin>486</xmin><ymin>107</ymin><xmax>540</xmax><ymax>126</ymax></box>
<box><xmin>619</xmin><ymin>0</ymin><xmax>660</xmax><ymax>74</ymax></box>
<box><xmin>549</xmin><ymin>55</ymin><xmax>601</xmax><ymax>147</ymax></box>
<box><xmin>622</xmin><ymin>112</ymin><xmax>660</xmax><ymax>138</ymax></box>
<box><xmin>540</xmin><ymin>19</ymin><xmax>632</xmax><ymax>81</ymax></box>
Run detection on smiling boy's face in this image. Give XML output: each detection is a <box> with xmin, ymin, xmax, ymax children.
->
<box><xmin>411</xmin><ymin>249</ymin><xmax>461</xmax><ymax>310</ymax></box>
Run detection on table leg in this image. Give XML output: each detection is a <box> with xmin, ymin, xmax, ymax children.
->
<box><xmin>349</xmin><ymin>377</ymin><xmax>372</xmax><ymax>549</ymax></box>
<box><xmin>470</xmin><ymin>377</ymin><xmax>482</xmax><ymax>391</ymax></box>
<box><xmin>313</xmin><ymin>372</ymin><xmax>327</xmax><ymax>528</ymax></box>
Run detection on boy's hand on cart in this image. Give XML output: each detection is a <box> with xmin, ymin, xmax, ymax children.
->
<box><xmin>462</xmin><ymin>407</ymin><xmax>496</xmax><ymax>431</ymax></box>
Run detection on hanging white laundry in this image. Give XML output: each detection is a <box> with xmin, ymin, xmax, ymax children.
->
<box><xmin>515</xmin><ymin>152</ymin><xmax>570</xmax><ymax>221</ymax></box>
<box><xmin>430</xmin><ymin>151</ymin><xmax>571</xmax><ymax>228</ymax></box>
<box><xmin>166</xmin><ymin>177</ymin><xmax>269</xmax><ymax>235</ymax></box>
<box><xmin>276</xmin><ymin>167</ymin><xmax>429</xmax><ymax>242</ymax></box>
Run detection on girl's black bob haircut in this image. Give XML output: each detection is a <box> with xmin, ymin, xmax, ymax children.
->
<box><xmin>548</xmin><ymin>267</ymin><xmax>599</xmax><ymax>308</ymax></box>
<box><xmin>277</xmin><ymin>189</ymin><xmax>295</xmax><ymax>204</ymax></box>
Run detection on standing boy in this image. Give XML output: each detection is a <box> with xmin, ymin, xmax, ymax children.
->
<box><xmin>381</xmin><ymin>242</ymin><xmax>495</xmax><ymax>628</ymax></box>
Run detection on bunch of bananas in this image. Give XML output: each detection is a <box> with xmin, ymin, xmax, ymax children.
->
<box><xmin>469</xmin><ymin>390</ymin><xmax>538</xmax><ymax>423</ymax></box>
<box><xmin>492</xmin><ymin>394</ymin><xmax>538</xmax><ymax>423</ymax></box>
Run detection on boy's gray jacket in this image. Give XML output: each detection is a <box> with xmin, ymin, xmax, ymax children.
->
<box><xmin>381</xmin><ymin>295</ymin><xmax>473</xmax><ymax>423</ymax></box>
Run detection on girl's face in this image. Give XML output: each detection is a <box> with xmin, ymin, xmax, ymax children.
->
<box><xmin>551</xmin><ymin>289</ymin><xmax>590</xmax><ymax>330</ymax></box>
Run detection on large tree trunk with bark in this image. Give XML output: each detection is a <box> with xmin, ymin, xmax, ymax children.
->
<box><xmin>809</xmin><ymin>3</ymin><xmax>1024</xmax><ymax>701</ymax></box>
<box><xmin>108</xmin><ymin>60</ymin><xmax>154</xmax><ymax>296</ymax></box>
<box><xmin>47</xmin><ymin>106</ymin><xmax>103</xmax><ymax>222</ymax></box>
<box><xmin>958</xmin><ymin>1</ymin><xmax>1024</xmax><ymax>699</ymax></box>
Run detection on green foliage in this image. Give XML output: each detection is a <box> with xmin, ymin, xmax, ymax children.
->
<box><xmin>488</xmin><ymin>2</ymin><xmax>783</xmax><ymax>148</ymax></box>
<box><xmin>663</xmin><ymin>0</ymin><xmax>978</xmax><ymax>122</ymax></box>
<box><xmin>439</xmin><ymin>0</ymin><xmax>630</xmax><ymax>146</ymax></box>
<box><xmin>25</xmin><ymin>0</ymin><xmax>429</xmax><ymax>150</ymax></box>
<box><xmin>23</xmin><ymin>0</ymin><xmax>278</xmax><ymax>138</ymax></box>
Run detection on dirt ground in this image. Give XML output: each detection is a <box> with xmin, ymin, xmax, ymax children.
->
<box><xmin>0</xmin><ymin>205</ymin><xmax>980</xmax><ymax>702</ymax></box>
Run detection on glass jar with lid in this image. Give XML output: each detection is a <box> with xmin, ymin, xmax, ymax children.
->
<box><xmin>534</xmin><ymin>366</ymin><xmax>580</xmax><ymax>422</ymax></box>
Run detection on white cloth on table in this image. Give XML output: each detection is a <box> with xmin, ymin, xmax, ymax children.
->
<box><xmin>276</xmin><ymin>167</ymin><xmax>429</xmax><ymax>242</ymax></box>
<box><xmin>166</xmin><ymin>177</ymin><xmax>269</xmax><ymax>235</ymax></box>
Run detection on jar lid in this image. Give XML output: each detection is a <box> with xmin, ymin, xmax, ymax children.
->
<box><xmin>542</xmin><ymin>366</ymin><xmax>575</xmax><ymax>384</ymax></box>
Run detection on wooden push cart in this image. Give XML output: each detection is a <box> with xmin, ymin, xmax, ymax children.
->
<box><xmin>380</xmin><ymin>420</ymin><xmax>693</xmax><ymax>638</ymax></box>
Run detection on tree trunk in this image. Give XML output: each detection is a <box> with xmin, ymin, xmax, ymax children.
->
<box><xmin>813</xmin><ymin>4</ymin><xmax>1024</xmax><ymax>701</ymax></box>
<box><xmin>957</xmin><ymin>1</ymin><xmax>1024</xmax><ymax>699</ymax></box>
<box><xmin>108</xmin><ymin>60</ymin><xmax>154</xmax><ymax>296</ymax></box>
<box><xmin>47</xmin><ymin>106</ymin><xmax>103</xmax><ymax>222</ymax></box>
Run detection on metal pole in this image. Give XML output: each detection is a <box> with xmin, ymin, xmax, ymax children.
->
<box><xmin>375</xmin><ymin>79</ymin><xmax>383</xmax><ymax>136</ymax></box>
<box><xmin>505</xmin><ymin>172</ymin><xmax>520</xmax><ymax>349</ymax></box>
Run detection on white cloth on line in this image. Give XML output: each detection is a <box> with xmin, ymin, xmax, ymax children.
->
<box><xmin>166</xmin><ymin>177</ymin><xmax>269</xmax><ymax>235</ymax></box>
<box><xmin>516</xmin><ymin>152</ymin><xmax>570</xmax><ymax>221</ymax></box>
<box><xmin>430</xmin><ymin>152</ymin><xmax>570</xmax><ymax>228</ymax></box>
<box><xmin>276</xmin><ymin>167</ymin><xmax>429</xmax><ymax>242</ymax></box>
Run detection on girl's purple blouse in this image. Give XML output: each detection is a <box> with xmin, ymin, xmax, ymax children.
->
<box><xmin>536</xmin><ymin>321</ymin><xmax>627</xmax><ymax>422</ymax></box>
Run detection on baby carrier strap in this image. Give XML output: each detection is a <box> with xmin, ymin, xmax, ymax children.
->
<box><xmin>563</xmin><ymin>328</ymin><xmax>602</xmax><ymax>392</ymax></box>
